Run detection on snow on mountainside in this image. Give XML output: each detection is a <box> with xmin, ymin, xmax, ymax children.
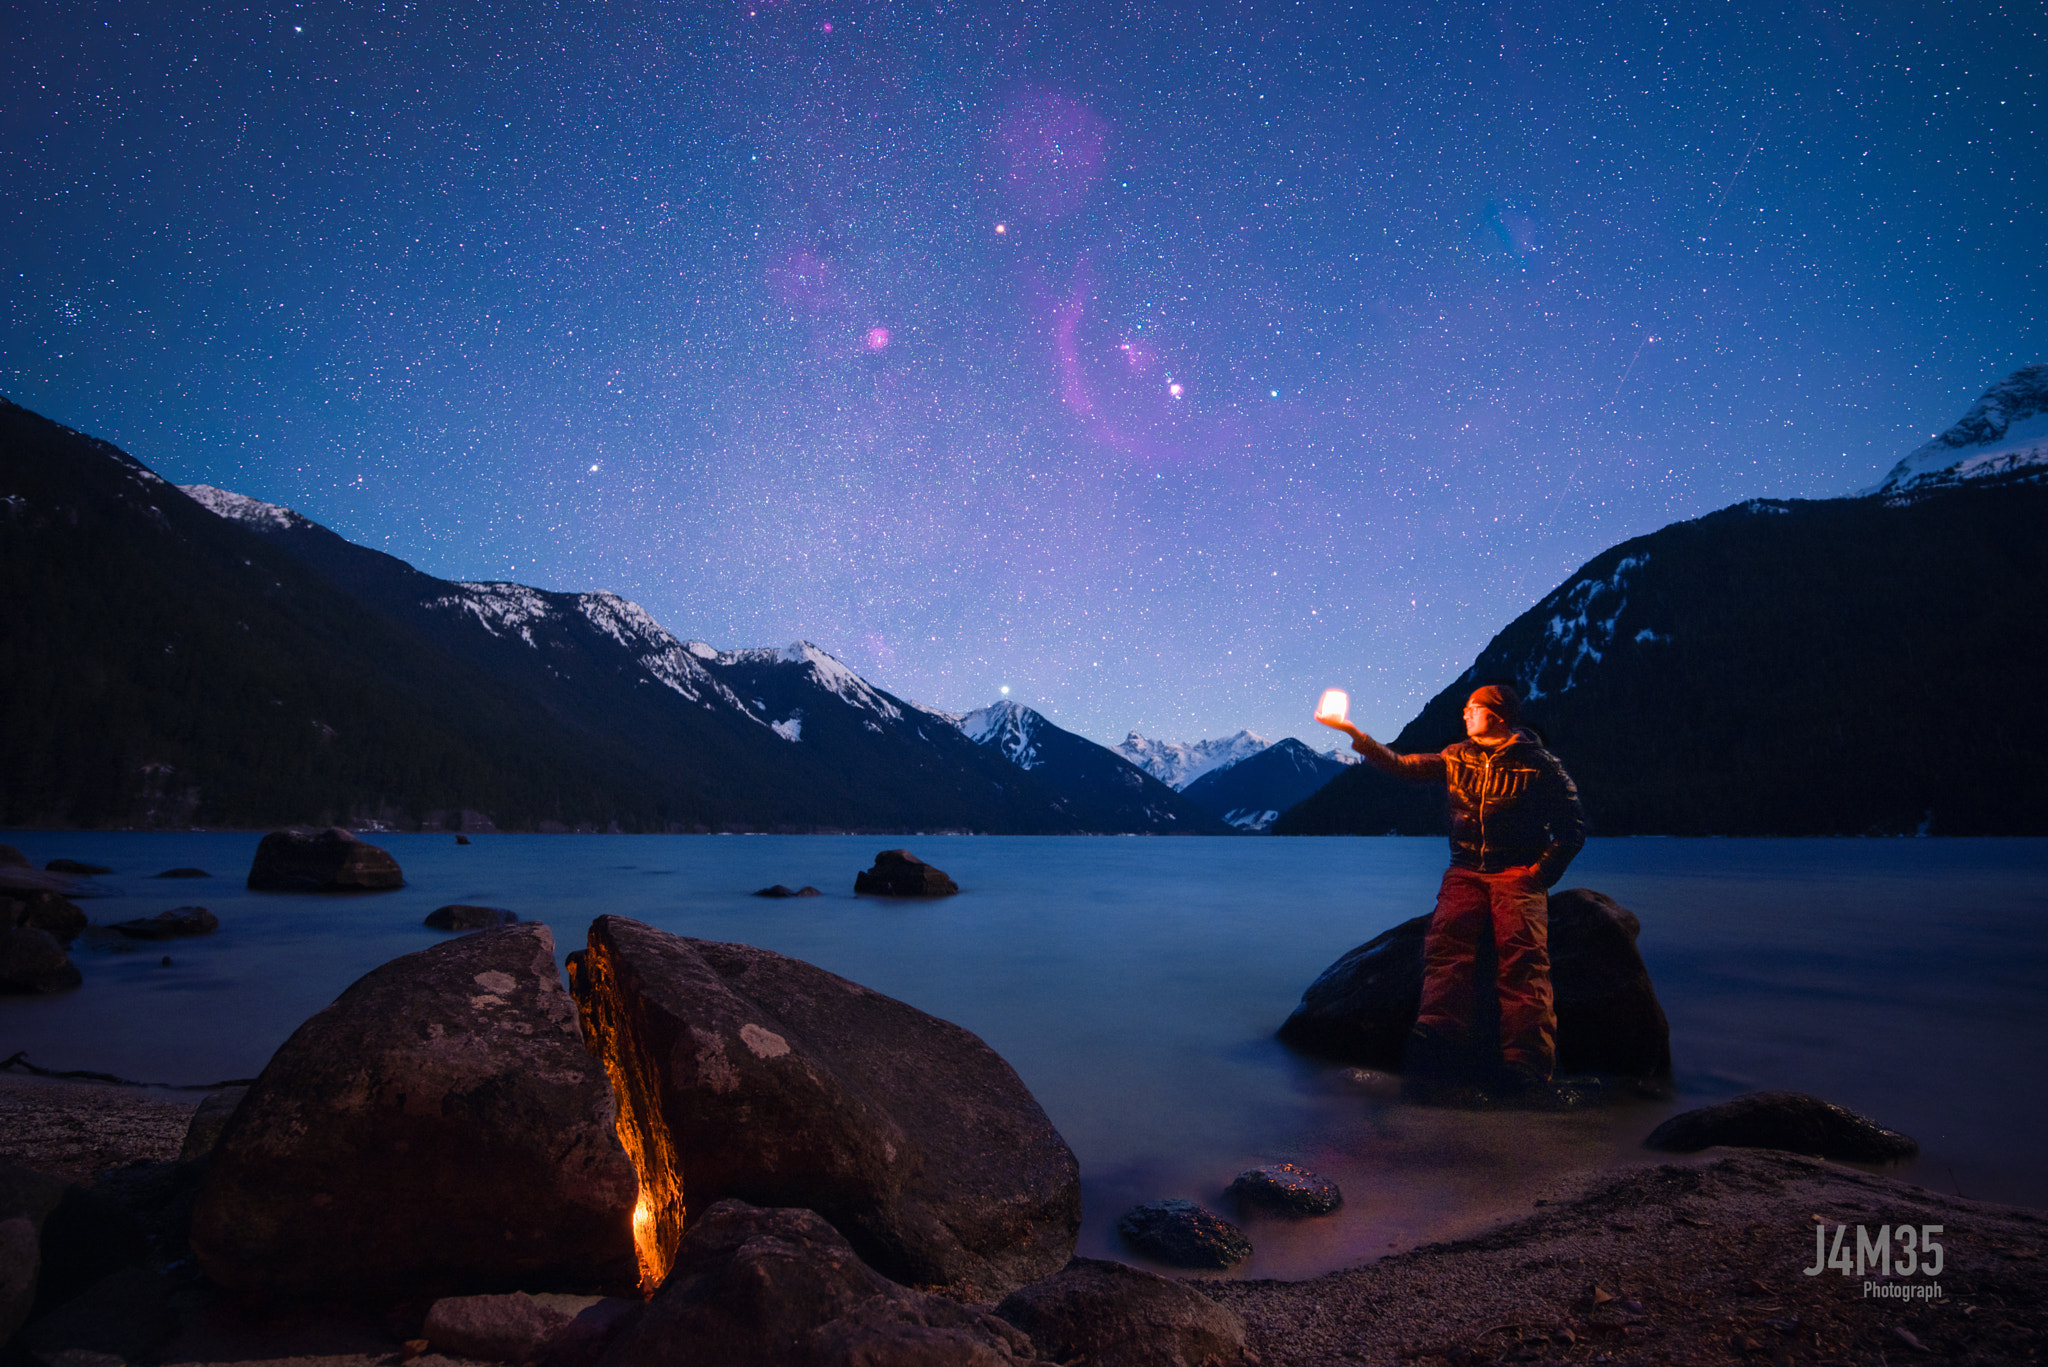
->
<box><xmin>1115</xmin><ymin>730</ymin><xmax>1269</xmax><ymax>790</ymax></box>
<box><xmin>182</xmin><ymin>483</ymin><xmax>307</xmax><ymax>531</ymax></box>
<box><xmin>951</xmin><ymin>699</ymin><xmax>1045</xmax><ymax>769</ymax></box>
<box><xmin>1873</xmin><ymin>363</ymin><xmax>2048</xmax><ymax>495</ymax></box>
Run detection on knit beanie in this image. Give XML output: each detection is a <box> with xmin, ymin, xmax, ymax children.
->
<box><xmin>1467</xmin><ymin>684</ymin><xmax>1522</xmax><ymax>726</ymax></box>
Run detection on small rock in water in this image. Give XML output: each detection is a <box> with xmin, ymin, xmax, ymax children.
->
<box><xmin>44</xmin><ymin>859</ymin><xmax>113</xmax><ymax>876</ymax></box>
<box><xmin>1116</xmin><ymin>1199</ymin><xmax>1252</xmax><ymax>1270</ymax></box>
<box><xmin>1227</xmin><ymin>1162</ymin><xmax>1343</xmax><ymax>1217</ymax></box>
<box><xmin>160</xmin><ymin>956</ymin><xmax>172</xmax><ymax>967</ymax></box>
<box><xmin>111</xmin><ymin>907</ymin><xmax>219</xmax><ymax>940</ymax></box>
<box><xmin>152</xmin><ymin>868</ymin><xmax>210</xmax><ymax>879</ymax></box>
<box><xmin>853</xmin><ymin>849</ymin><xmax>959</xmax><ymax>897</ymax></box>
<box><xmin>1644</xmin><ymin>1091</ymin><xmax>1919</xmax><ymax>1163</ymax></box>
<box><xmin>752</xmin><ymin>884</ymin><xmax>824</xmax><ymax>898</ymax></box>
<box><xmin>455</xmin><ymin>835</ymin><xmax>471</xmax><ymax>845</ymax></box>
<box><xmin>423</xmin><ymin>905</ymin><xmax>517</xmax><ymax>932</ymax></box>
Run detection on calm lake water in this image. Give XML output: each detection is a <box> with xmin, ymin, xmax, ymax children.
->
<box><xmin>4</xmin><ymin>832</ymin><xmax>2044</xmax><ymax>1279</ymax></box>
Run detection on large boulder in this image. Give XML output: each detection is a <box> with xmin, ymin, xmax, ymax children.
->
<box><xmin>1276</xmin><ymin>887</ymin><xmax>1671</xmax><ymax>1089</ymax></box>
<box><xmin>245</xmin><ymin>827</ymin><xmax>404</xmax><ymax>891</ymax></box>
<box><xmin>593</xmin><ymin>1201</ymin><xmax>1051</xmax><ymax>1367</ymax></box>
<box><xmin>3</xmin><ymin>889</ymin><xmax>86</xmax><ymax>946</ymax></box>
<box><xmin>1644</xmin><ymin>1091</ymin><xmax>1920</xmax><ymax>1164</ymax></box>
<box><xmin>569</xmin><ymin>917</ymin><xmax>1079</xmax><ymax>1301</ymax></box>
<box><xmin>190</xmin><ymin>924</ymin><xmax>638</xmax><ymax>1298</ymax></box>
<box><xmin>996</xmin><ymin>1257</ymin><xmax>1251</xmax><ymax>1367</ymax></box>
<box><xmin>0</xmin><ymin>927</ymin><xmax>81</xmax><ymax>994</ymax></box>
<box><xmin>853</xmin><ymin>850</ymin><xmax>959</xmax><ymax>897</ymax></box>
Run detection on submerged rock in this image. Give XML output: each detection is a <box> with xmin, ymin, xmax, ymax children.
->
<box><xmin>424</xmin><ymin>904</ymin><xmax>518</xmax><ymax>931</ymax></box>
<box><xmin>1226</xmin><ymin>1163</ymin><xmax>1342</xmax><ymax>1218</ymax></box>
<box><xmin>853</xmin><ymin>849</ymin><xmax>958</xmax><ymax>897</ymax></box>
<box><xmin>245</xmin><ymin>827</ymin><xmax>404</xmax><ymax>892</ymax></box>
<box><xmin>110</xmin><ymin>907</ymin><xmax>219</xmax><ymax>940</ymax></box>
<box><xmin>152</xmin><ymin>868</ymin><xmax>210</xmax><ymax>879</ymax></box>
<box><xmin>191</xmin><ymin>923</ymin><xmax>637</xmax><ymax>1298</ymax></box>
<box><xmin>996</xmin><ymin>1256</ymin><xmax>1251</xmax><ymax>1367</ymax></box>
<box><xmin>569</xmin><ymin>916</ymin><xmax>1078</xmax><ymax>1301</ymax></box>
<box><xmin>1644</xmin><ymin>1091</ymin><xmax>1920</xmax><ymax>1164</ymax></box>
<box><xmin>752</xmin><ymin>884</ymin><xmax>822</xmax><ymax>899</ymax></box>
<box><xmin>1277</xmin><ymin>887</ymin><xmax>1671</xmax><ymax>1091</ymax></box>
<box><xmin>594</xmin><ymin>1201</ymin><xmax>1047</xmax><ymax>1367</ymax></box>
<box><xmin>43</xmin><ymin>859</ymin><xmax>112</xmax><ymax>877</ymax></box>
<box><xmin>1115</xmin><ymin>1200</ymin><xmax>1252</xmax><ymax>1271</ymax></box>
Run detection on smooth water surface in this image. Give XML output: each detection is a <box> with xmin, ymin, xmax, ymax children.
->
<box><xmin>4</xmin><ymin>832</ymin><xmax>2043</xmax><ymax>1278</ymax></box>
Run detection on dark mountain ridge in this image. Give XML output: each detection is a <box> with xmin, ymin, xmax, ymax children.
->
<box><xmin>0</xmin><ymin>399</ymin><xmax>1140</xmax><ymax>833</ymax></box>
<box><xmin>1278</xmin><ymin>471</ymin><xmax>2048</xmax><ymax>836</ymax></box>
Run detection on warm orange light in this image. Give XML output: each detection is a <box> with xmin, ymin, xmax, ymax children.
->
<box><xmin>1315</xmin><ymin>688</ymin><xmax>1349</xmax><ymax>723</ymax></box>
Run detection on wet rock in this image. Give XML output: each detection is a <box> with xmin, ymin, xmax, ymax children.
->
<box><xmin>42</xmin><ymin>860</ymin><xmax>111</xmax><ymax>877</ymax></box>
<box><xmin>996</xmin><ymin>1256</ymin><xmax>1251</xmax><ymax>1367</ymax></box>
<box><xmin>191</xmin><ymin>924</ymin><xmax>638</xmax><ymax>1299</ymax></box>
<box><xmin>423</xmin><ymin>904</ymin><xmax>518</xmax><ymax>931</ymax></box>
<box><xmin>0</xmin><ymin>1215</ymin><xmax>35</xmax><ymax>1346</ymax></box>
<box><xmin>151</xmin><ymin>868</ymin><xmax>210</xmax><ymax>879</ymax></box>
<box><xmin>752</xmin><ymin>884</ymin><xmax>823</xmax><ymax>898</ymax></box>
<box><xmin>4</xmin><ymin>890</ymin><xmax>87</xmax><ymax>946</ymax></box>
<box><xmin>16</xmin><ymin>1265</ymin><xmax>177</xmax><ymax>1367</ymax></box>
<box><xmin>456</xmin><ymin>835</ymin><xmax>472</xmax><ymax>845</ymax></box>
<box><xmin>424</xmin><ymin>1291</ymin><xmax>573</xmax><ymax>1364</ymax></box>
<box><xmin>0</xmin><ymin>928</ymin><xmax>81</xmax><ymax>994</ymax></box>
<box><xmin>178</xmin><ymin>1087</ymin><xmax>249</xmax><ymax>1163</ymax></box>
<box><xmin>1226</xmin><ymin>1163</ymin><xmax>1342</xmax><ymax>1217</ymax></box>
<box><xmin>570</xmin><ymin>916</ymin><xmax>1078</xmax><ymax>1301</ymax></box>
<box><xmin>1644</xmin><ymin>1091</ymin><xmax>1920</xmax><ymax>1163</ymax></box>
<box><xmin>245</xmin><ymin>827</ymin><xmax>404</xmax><ymax>892</ymax></box>
<box><xmin>0</xmin><ymin>1164</ymin><xmax>148</xmax><ymax>1323</ymax></box>
<box><xmin>593</xmin><ymin>1201</ymin><xmax>1050</xmax><ymax>1367</ymax></box>
<box><xmin>1277</xmin><ymin>887</ymin><xmax>1672</xmax><ymax>1091</ymax></box>
<box><xmin>0</xmin><ymin>846</ymin><xmax>27</xmax><ymax>868</ymax></box>
<box><xmin>853</xmin><ymin>849</ymin><xmax>958</xmax><ymax>897</ymax></box>
<box><xmin>109</xmin><ymin>907</ymin><xmax>219</xmax><ymax>940</ymax></box>
<box><xmin>1115</xmin><ymin>1200</ymin><xmax>1252</xmax><ymax>1271</ymax></box>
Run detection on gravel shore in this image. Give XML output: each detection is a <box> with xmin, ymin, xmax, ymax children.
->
<box><xmin>5</xmin><ymin>1071</ymin><xmax>2043</xmax><ymax>1365</ymax></box>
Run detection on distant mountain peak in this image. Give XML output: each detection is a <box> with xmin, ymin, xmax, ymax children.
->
<box><xmin>1115</xmin><ymin>729</ymin><xmax>1270</xmax><ymax>790</ymax></box>
<box><xmin>954</xmin><ymin>699</ymin><xmax>1044</xmax><ymax>769</ymax></box>
<box><xmin>1874</xmin><ymin>363</ymin><xmax>2048</xmax><ymax>495</ymax></box>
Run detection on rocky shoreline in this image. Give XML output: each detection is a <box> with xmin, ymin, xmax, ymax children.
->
<box><xmin>3</xmin><ymin>1070</ymin><xmax>2044</xmax><ymax>1366</ymax></box>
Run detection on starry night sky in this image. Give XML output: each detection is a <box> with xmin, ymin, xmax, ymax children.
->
<box><xmin>5</xmin><ymin>1</ymin><xmax>2040</xmax><ymax>750</ymax></box>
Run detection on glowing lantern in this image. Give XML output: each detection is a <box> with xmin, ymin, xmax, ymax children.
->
<box><xmin>1315</xmin><ymin>689</ymin><xmax>1349</xmax><ymax>723</ymax></box>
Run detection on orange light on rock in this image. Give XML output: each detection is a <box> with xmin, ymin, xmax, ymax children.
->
<box><xmin>1315</xmin><ymin>688</ymin><xmax>1349</xmax><ymax>723</ymax></box>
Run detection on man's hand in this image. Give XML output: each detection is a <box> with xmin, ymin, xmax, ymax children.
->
<box><xmin>1315</xmin><ymin>714</ymin><xmax>1366</xmax><ymax>743</ymax></box>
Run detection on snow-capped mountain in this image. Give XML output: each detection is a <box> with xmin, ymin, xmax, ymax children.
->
<box><xmin>2</xmin><ymin>394</ymin><xmax>1181</xmax><ymax>833</ymax></box>
<box><xmin>1873</xmin><ymin>363</ymin><xmax>2048</xmax><ymax>495</ymax></box>
<box><xmin>941</xmin><ymin>700</ymin><xmax>1231</xmax><ymax>834</ymax></box>
<box><xmin>1178</xmin><ymin>738</ymin><xmax>1349</xmax><ymax>832</ymax></box>
<box><xmin>1114</xmin><ymin>730</ymin><xmax>1270</xmax><ymax>790</ymax></box>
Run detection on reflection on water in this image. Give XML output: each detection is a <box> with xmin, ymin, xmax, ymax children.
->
<box><xmin>3</xmin><ymin>831</ymin><xmax>2043</xmax><ymax>1277</ymax></box>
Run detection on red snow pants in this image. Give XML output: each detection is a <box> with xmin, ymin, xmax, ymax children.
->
<box><xmin>1416</xmin><ymin>865</ymin><xmax>1556</xmax><ymax>1077</ymax></box>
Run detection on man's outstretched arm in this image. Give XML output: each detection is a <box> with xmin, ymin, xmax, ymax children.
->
<box><xmin>1315</xmin><ymin>717</ymin><xmax>1446</xmax><ymax>782</ymax></box>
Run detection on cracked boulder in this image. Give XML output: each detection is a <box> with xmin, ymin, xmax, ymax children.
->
<box><xmin>191</xmin><ymin>924</ymin><xmax>638</xmax><ymax>1298</ymax></box>
<box><xmin>569</xmin><ymin>916</ymin><xmax>1078</xmax><ymax>1301</ymax></box>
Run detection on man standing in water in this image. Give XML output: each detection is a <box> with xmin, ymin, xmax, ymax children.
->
<box><xmin>1318</xmin><ymin>683</ymin><xmax>1585</xmax><ymax>1099</ymax></box>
